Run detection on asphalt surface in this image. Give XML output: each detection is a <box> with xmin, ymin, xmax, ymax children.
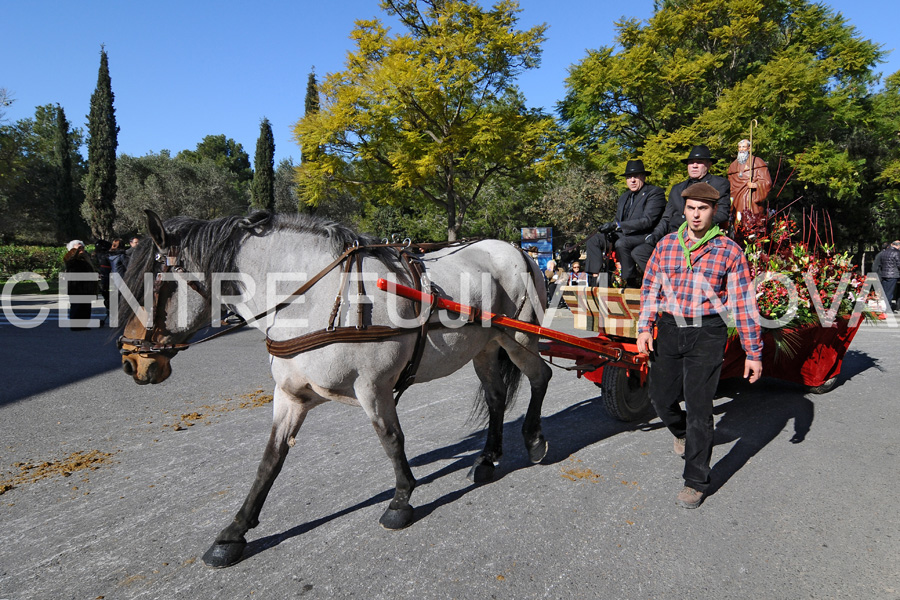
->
<box><xmin>0</xmin><ymin>298</ymin><xmax>898</xmax><ymax>599</ymax></box>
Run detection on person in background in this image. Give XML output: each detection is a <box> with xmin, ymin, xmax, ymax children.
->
<box><xmin>93</xmin><ymin>239</ymin><xmax>112</xmax><ymax>321</ymax></box>
<box><xmin>109</xmin><ymin>238</ymin><xmax>128</xmax><ymax>278</ymax></box>
<box><xmin>124</xmin><ymin>236</ymin><xmax>141</xmax><ymax>270</ymax></box>
<box><xmin>876</xmin><ymin>240</ymin><xmax>900</xmax><ymax>312</ymax></box>
<box><xmin>567</xmin><ymin>261</ymin><xmax>587</xmax><ymax>285</ymax></box>
<box><xmin>585</xmin><ymin>160</ymin><xmax>666</xmax><ymax>288</ymax></box>
<box><xmin>63</xmin><ymin>240</ymin><xmax>98</xmax><ymax>330</ymax></box>
<box><xmin>632</xmin><ymin>145</ymin><xmax>731</xmax><ymax>272</ymax></box>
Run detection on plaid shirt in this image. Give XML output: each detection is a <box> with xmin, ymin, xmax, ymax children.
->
<box><xmin>638</xmin><ymin>231</ymin><xmax>763</xmax><ymax>361</ymax></box>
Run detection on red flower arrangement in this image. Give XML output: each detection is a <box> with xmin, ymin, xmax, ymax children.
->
<box><xmin>742</xmin><ymin>213</ymin><xmax>875</xmax><ymax>330</ymax></box>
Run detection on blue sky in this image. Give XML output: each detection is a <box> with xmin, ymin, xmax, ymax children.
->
<box><xmin>3</xmin><ymin>0</ymin><xmax>897</xmax><ymax>168</ymax></box>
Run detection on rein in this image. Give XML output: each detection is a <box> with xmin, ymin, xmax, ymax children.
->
<box><xmin>119</xmin><ymin>241</ymin><xmax>389</xmax><ymax>356</ymax></box>
<box><xmin>118</xmin><ymin>240</ymin><xmax>475</xmax><ymax>401</ymax></box>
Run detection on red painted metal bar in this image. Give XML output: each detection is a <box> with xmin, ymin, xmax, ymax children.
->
<box><xmin>376</xmin><ymin>278</ymin><xmax>646</xmax><ymax>366</ymax></box>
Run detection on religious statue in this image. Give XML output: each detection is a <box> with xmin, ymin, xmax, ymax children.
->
<box><xmin>727</xmin><ymin>139</ymin><xmax>772</xmax><ymax>216</ymax></box>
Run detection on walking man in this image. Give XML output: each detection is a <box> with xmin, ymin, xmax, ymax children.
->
<box><xmin>636</xmin><ymin>182</ymin><xmax>763</xmax><ymax>509</ymax></box>
<box><xmin>877</xmin><ymin>240</ymin><xmax>900</xmax><ymax>312</ymax></box>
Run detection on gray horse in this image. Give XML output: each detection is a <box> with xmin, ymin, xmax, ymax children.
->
<box><xmin>118</xmin><ymin>210</ymin><xmax>553</xmax><ymax>568</ymax></box>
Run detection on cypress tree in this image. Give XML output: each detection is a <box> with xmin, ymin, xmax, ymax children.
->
<box><xmin>301</xmin><ymin>70</ymin><xmax>320</xmax><ymax>164</ymax></box>
<box><xmin>250</xmin><ymin>117</ymin><xmax>275</xmax><ymax>211</ymax></box>
<box><xmin>84</xmin><ymin>47</ymin><xmax>118</xmax><ymax>239</ymax></box>
<box><xmin>54</xmin><ymin>105</ymin><xmax>78</xmax><ymax>241</ymax></box>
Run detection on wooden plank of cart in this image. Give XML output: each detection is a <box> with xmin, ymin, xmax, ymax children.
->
<box><xmin>544</xmin><ymin>285</ymin><xmax>867</xmax><ymax>421</ymax></box>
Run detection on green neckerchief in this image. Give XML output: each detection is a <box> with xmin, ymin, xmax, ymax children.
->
<box><xmin>677</xmin><ymin>221</ymin><xmax>722</xmax><ymax>271</ymax></box>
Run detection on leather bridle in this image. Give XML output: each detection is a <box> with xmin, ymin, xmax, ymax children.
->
<box><xmin>117</xmin><ymin>245</ymin><xmax>209</xmax><ymax>357</ymax></box>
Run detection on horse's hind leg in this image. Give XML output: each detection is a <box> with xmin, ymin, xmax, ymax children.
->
<box><xmin>360</xmin><ymin>387</ymin><xmax>418</xmax><ymax>530</ymax></box>
<box><xmin>468</xmin><ymin>347</ymin><xmax>512</xmax><ymax>483</ymax></box>
<box><xmin>202</xmin><ymin>387</ymin><xmax>318</xmax><ymax>568</ymax></box>
<box><xmin>503</xmin><ymin>338</ymin><xmax>552</xmax><ymax>464</ymax></box>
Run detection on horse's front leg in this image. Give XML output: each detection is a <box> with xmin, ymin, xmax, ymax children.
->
<box><xmin>202</xmin><ymin>387</ymin><xmax>315</xmax><ymax>568</ymax></box>
<box><xmin>362</xmin><ymin>387</ymin><xmax>417</xmax><ymax>530</ymax></box>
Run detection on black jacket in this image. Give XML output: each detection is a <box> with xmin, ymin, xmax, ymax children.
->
<box><xmin>879</xmin><ymin>247</ymin><xmax>900</xmax><ymax>279</ymax></box>
<box><xmin>647</xmin><ymin>174</ymin><xmax>731</xmax><ymax>244</ymax></box>
<box><xmin>615</xmin><ymin>183</ymin><xmax>666</xmax><ymax>236</ymax></box>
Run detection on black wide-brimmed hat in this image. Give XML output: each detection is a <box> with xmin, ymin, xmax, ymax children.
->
<box><xmin>622</xmin><ymin>160</ymin><xmax>650</xmax><ymax>176</ymax></box>
<box><xmin>681</xmin><ymin>145</ymin><xmax>718</xmax><ymax>164</ymax></box>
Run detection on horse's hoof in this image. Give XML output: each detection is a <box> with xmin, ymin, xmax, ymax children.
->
<box><xmin>379</xmin><ymin>505</ymin><xmax>414</xmax><ymax>530</ymax></box>
<box><xmin>467</xmin><ymin>460</ymin><xmax>496</xmax><ymax>483</ymax></box>
<box><xmin>527</xmin><ymin>437</ymin><xmax>548</xmax><ymax>464</ymax></box>
<box><xmin>202</xmin><ymin>540</ymin><xmax>247</xmax><ymax>568</ymax></box>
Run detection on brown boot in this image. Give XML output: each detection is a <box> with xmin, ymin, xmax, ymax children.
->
<box><xmin>676</xmin><ymin>486</ymin><xmax>703</xmax><ymax>509</ymax></box>
<box><xmin>673</xmin><ymin>437</ymin><xmax>685</xmax><ymax>457</ymax></box>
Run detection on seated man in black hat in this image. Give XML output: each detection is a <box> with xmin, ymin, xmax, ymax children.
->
<box><xmin>631</xmin><ymin>145</ymin><xmax>731</xmax><ymax>274</ymax></box>
<box><xmin>584</xmin><ymin>160</ymin><xmax>666</xmax><ymax>287</ymax></box>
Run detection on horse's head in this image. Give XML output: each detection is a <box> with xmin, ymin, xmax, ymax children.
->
<box><xmin>119</xmin><ymin>210</ymin><xmax>211</xmax><ymax>384</ymax></box>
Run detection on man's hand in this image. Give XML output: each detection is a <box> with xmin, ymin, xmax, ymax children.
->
<box><xmin>644</xmin><ymin>232</ymin><xmax>657</xmax><ymax>245</ymax></box>
<box><xmin>637</xmin><ymin>331</ymin><xmax>654</xmax><ymax>355</ymax></box>
<box><xmin>744</xmin><ymin>359</ymin><xmax>763</xmax><ymax>383</ymax></box>
<box><xmin>599</xmin><ymin>222</ymin><xmax>617</xmax><ymax>234</ymax></box>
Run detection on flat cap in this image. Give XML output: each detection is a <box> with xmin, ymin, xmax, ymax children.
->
<box><xmin>681</xmin><ymin>182</ymin><xmax>719</xmax><ymax>202</ymax></box>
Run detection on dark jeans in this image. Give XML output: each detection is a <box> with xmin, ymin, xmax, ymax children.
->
<box><xmin>584</xmin><ymin>232</ymin><xmax>609</xmax><ymax>275</ymax></box>
<box><xmin>881</xmin><ymin>277</ymin><xmax>897</xmax><ymax>310</ymax></box>
<box><xmin>585</xmin><ymin>232</ymin><xmax>650</xmax><ymax>280</ymax></box>
<box><xmin>614</xmin><ymin>234</ymin><xmax>647</xmax><ymax>280</ymax></box>
<box><xmin>649</xmin><ymin>314</ymin><xmax>728</xmax><ymax>493</ymax></box>
<box><xmin>630</xmin><ymin>242</ymin><xmax>655</xmax><ymax>277</ymax></box>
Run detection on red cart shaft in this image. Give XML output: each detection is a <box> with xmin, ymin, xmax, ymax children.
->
<box><xmin>376</xmin><ymin>278</ymin><xmax>645</xmax><ymax>366</ymax></box>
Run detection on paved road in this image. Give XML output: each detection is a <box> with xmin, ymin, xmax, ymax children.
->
<box><xmin>0</xmin><ymin>308</ymin><xmax>898</xmax><ymax>599</ymax></box>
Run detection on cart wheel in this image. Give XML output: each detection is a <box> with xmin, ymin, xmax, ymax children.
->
<box><xmin>600</xmin><ymin>365</ymin><xmax>652</xmax><ymax>421</ymax></box>
<box><xmin>806</xmin><ymin>376</ymin><xmax>838</xmax><ymax>394</ymax></box>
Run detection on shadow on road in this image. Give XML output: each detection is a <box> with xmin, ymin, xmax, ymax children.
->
<box><xmin>706</xmin><ymin>348</ymin><xmax>880</xmax><ymax>497</ymax></box>
<box><xmin>0</xmin><ymin>324</ymin><xmax>123</xmax><ymax>405</ymax></box>
<box><xmin>244</xmin><ymin>394</ymin><xmax>664</xmax><ymax>561</ymax></box>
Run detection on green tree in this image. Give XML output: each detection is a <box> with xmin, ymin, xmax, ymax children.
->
<box><xmin>294</xmin><ymin>0</ymin><xmax>559</xmax><ymax>241</ymax></box>
<box><xmin>274</xmin><ymin>157</ymin><xmax>299</xmax><ymax>213</ymax></box>
<box><xmin>178</xmin><ymin>134</ymin><xmax>252</xmax><ymax>184</ymax></box>
<box><xmin>526</xmin><ymin>165</ymin><xmax>619</xmax><ymax>244</ymax></box>
<box><xmin>54</xmin><ymin>105</ymin><xmax>80</xmax><ymax>241</ymax></box>
<box><xmin>114</xmin><ymin>151</ymin><xmax>248</xmax><ymax>232</ymax></box>
<box><xmin>250</xmin><ymin>118</ymin><xmax>276</xmax><ymax>211</ymax></box>
<box><xmin>84</xmin><ymin>46</ymin><xmax>119</xmax><ymax>240</ymax></box>
<box><xmin>301</xmin><ymin>70</ymin><xmax>321</xmax><ymax>164</ymax></box>
<box><xmin>560</xmin><ymin>0</ymin><xmax>885</xmax><ymax>249</ymax></box>
<box><xmin>0</xmin><ymin>105</ymin><xmax>87</xmax><ymax>243</ymax></box>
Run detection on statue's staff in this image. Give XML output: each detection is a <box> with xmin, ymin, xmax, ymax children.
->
<box><xmin>748</xmin><ymin>118</ymin><xmax>758</xmax><ymax>205</ymax></box>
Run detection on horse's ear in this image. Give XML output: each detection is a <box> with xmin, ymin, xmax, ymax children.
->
<box><xmin>145</xmin><ymin>209</ymin><xmax>168</xmax><ymax>249</ymax></box>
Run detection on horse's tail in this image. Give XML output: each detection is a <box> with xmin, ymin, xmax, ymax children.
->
<box><xmin>468</xmin><ymin>347</ymin><xmax>523</xmax><ymax>426</ymax></box>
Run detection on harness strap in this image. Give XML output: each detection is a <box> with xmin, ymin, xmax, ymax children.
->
<box><xmin>391</xmin><ymin>252</ymin><xmax>431</xmax><ymax>403</ymax></box>
<box><xmin>150</xmin><ymin>244</ymin><xmax>364</xmax><ymax>352</ymax></box>
<box><xmin>266</xmin><ymin>325</ymin><xmax>418</xmax><ymax>357</ymax></box>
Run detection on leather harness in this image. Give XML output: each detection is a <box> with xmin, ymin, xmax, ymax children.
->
<box><xmin>118</xmin><ymin>240</ymin><xmax>473</xmax><ymax>402</ymax></box>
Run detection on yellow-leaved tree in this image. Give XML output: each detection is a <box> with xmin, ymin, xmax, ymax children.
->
<box><xmin>294</xmin><ymin>0</ymin><xmax>560</xmax><ymax>241</ymax></box>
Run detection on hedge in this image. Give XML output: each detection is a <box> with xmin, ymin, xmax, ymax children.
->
<box><xmin>0</xmin><ymin>245</ymin><xmax>70</xmax><ymax>282</ymax></box>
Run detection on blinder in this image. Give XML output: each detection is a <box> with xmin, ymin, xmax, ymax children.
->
<box><xmin>117</xmin><ymin>244</ymin><xmax>205</xmax><ymax>357</ymax></box>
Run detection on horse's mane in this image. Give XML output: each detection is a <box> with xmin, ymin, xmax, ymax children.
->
<box><xmin>117</xmin><ymin>211</ymin><xmax>404</xmax><ymax>329</ymax></box>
